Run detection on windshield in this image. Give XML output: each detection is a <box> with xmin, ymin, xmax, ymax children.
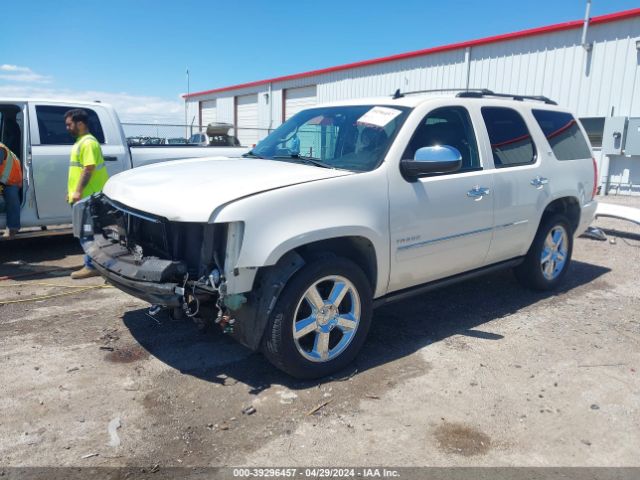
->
<box><xmin>251</xmin><ymin>105</ymin><xmax>410</xmax><ymax>172</ymax></box>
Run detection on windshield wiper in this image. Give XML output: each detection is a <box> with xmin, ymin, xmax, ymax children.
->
<box><xmin>242</xmin><ymin>151</ymin><xmax>264</xmax><ymax>159</ymax></box>
<box><xmin>272</xmin><ymin>154</ymin><xmax>334</xmax><ymax>169</ymax></box>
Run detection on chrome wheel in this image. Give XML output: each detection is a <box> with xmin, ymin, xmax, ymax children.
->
<box><xmin>292</xmin><ymin>275</ymin><xmax>361</xmax><ymax>363</ymax></box>
<box><xmin>540</xmin><ymin>225</ymin><xmax>568</xmax><ymax>280</ymax></box>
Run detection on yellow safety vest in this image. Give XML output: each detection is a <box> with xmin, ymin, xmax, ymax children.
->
<box><xmin>67</xmin><ymin>134</ymin><xmax>109</xmax><ymax>202</ymax></box>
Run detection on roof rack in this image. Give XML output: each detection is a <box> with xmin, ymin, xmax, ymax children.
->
<box><xmin>392</xmin><ymin>88</ymin><xmax>491</xmax><ymax>99</ymax></box>
<box><xmin>456</xmin><ymin>90</ymin><xmax>557</xmax><ymax>105</ymax></box>
<box><xmin>391</xmin><ymin>88</ymin><xmax>557</xmax><ymax>105</ymax></box>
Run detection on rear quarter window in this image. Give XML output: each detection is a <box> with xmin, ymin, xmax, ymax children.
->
<box><xmin>532</xmin><ymin>110</ymin><xmax>592</xmax><ymax>160</ymax></box>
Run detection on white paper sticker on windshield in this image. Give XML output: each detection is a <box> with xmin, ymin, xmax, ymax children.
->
<box><xmin>357</xmin><ymin>106</ymin><xmax>403</xmax><ymax>128</ymax></box>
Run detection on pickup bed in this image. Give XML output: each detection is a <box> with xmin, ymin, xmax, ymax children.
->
<box><xmin>0</xmin><ymin>99</ymin><xmax>247</xmax><ymax>232</ymax></box>
<box><xmin>74</xmin><ymin>90</ymin><xmax>598</xmax><ymax>378</ymax></box>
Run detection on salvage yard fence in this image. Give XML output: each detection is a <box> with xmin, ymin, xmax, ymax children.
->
<box><xmin>122</xmin><ymin>123</ymin><xmax>272</xmax><ymax>147</ymax></box>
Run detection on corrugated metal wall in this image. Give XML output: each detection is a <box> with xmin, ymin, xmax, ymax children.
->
<box><xmin>187</xmin><ymin>16</ymin><xmax>640</xmax><ymax>134</ymax></box>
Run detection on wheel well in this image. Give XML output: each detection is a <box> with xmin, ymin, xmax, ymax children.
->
<box><xmin>295</xmin><ymin>237</ymin><xmax>378</xmax><ymax>292</ymax></box>
<box><xmin>542</xmin><ymin>197</ymin><xmax>580</xmax><ymax>233</ymax></box>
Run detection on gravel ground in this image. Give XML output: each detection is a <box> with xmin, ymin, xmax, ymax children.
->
<box><xmin>0</xmin><ymin>194</ymin><xmax>638</xmax><ymax>469</ymax></box>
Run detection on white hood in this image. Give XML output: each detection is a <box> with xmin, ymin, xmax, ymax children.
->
<box><xmin>103</xmin><ymin>157</ymin><xmax>353</xmax><ymax>221</ymax></box>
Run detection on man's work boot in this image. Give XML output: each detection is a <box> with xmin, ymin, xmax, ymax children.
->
<box><xmin>70</xmin><ymin>267</ymin><xmax>100</xmax><ymax>280</ymax></box>
<box><xmin>2</xmin><ymin>229</ymin><xmax>18</xmax><ymax>240</ymax></box>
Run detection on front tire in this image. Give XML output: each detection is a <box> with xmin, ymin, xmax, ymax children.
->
<box><xmin>515</xmin><ymin>213</ymin><xmax>573</xmax><ymax>291</ymax></box>
<box><xmin>261</xmin><ymin>256</ymin><xmax>373</xmax><ymax>379</ymax></box>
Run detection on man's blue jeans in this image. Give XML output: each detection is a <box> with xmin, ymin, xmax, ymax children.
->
<box><xmin>80</xmin><ymin>240</ymin><xmax>96</xmax><ymax>270</ymax></box>
<box><xmin>84</xmin><ymin>254</ymin><xmax>95</xmax><ymax>270</ymax></box>
<box><xmin>2</xmin><ymin>185</ymin><xmax>21</xmax><ymax>230</ymax></box>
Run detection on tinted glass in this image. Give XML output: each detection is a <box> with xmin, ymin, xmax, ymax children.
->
<box><xmin>252</xmin><ymin>105</ymin><xmax>410</xmax><ymax>172</ymax></box>
<box><xmin>36</xmin><ymin>106</ymin><xmax>105</xmax><ymax>144</ymax></box>
<box><xmin>578</xmin><ymin>117</ymin><xmax>605</xmax><ymax>148</ymax></box>
<box><xmin>532</xmin><ymin>110</ymin><xmax>592</xmax><ymax>160</ymax></box>
<box><xmin>403</xmin><ymin>106</ymin><xmax>480</xmax><ymax>171</ymax></box>
<box><xmin>481</xmin><ymin>107</ymin><xmax>535</xmax><ymax>167</ymax></box>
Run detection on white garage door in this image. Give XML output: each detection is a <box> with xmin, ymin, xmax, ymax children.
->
<box><xmin>201</xmin><ymin>100</ymin><xmax>216</xmax><ymax>126</ymax></box>
<box><xmin>285</xmin><ymin>85</ymin><xmax>317</xmax><ymax>121</ymax></box>
<box><xmin>236</xmin><ymin>94</ymin><xmax>259</xmax><ymax>147</ymax></box>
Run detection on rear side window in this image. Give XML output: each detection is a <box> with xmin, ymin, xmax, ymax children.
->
<box><xmin>481</xmin><ymin>107</ymin><xmax>535</xmax><ymax>167</ymax></box>
<box><xmin>35</xmin><ymin>105</ymin><xmax>105</xmax><ymax>145</ymax></box>
<box><xmin>533</xmin><ymin>110</ymin><xmax>592</xmax><ymax>160</ymax></box>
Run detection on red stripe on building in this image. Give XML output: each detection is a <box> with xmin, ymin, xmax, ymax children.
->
<box><xmin>184</xmin><ymin>8</ymin><xmax>640</xmax><ymax>99</ymax></box>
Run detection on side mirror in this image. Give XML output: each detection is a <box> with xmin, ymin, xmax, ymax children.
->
<box><xmin>400</xmin><ymin>145</ymin><xmax>462</xmax><ymax>181</ymax></box>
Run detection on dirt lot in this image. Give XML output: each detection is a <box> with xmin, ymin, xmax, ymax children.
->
<box><xmin>0</xmin><ymin>195</ymin><xmax>639</xmax><ymax>469</ymax></box>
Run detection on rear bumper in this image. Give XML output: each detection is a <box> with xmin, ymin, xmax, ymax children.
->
<box><xmin>577</xmin><ymin>199</ymin><xmax>598</xmax><ymax>236</ymax></box>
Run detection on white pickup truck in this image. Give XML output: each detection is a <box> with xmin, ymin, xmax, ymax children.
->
<box><xmin>0</xmin><ymin>98</ymin><xmax>247</xmax><ymax>233</ymax></box>
<box><xmin>74</xmin><ymin>90</ymin><xmax>598</xmax><ymax>378</ymax></box>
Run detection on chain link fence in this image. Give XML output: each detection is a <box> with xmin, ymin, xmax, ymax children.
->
<box><xmin>122</xmin><ymin>123</ymin><xmax>273</xmax><ymax>147</ymax></box>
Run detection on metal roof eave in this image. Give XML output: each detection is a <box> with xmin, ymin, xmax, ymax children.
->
<box><xmin>183</xmin><ymin>7</ymin><xmax>640</xmax><ymax>100</ymax></box>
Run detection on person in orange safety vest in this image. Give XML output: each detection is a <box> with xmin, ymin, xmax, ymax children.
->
<box><xmin>0</xmin><ymin>142</ymin><xmax>23</xmax><ymax>239</ymax></box>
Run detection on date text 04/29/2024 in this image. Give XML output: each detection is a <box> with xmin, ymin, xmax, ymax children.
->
<box><xmin>232</xmin><ymin>468</ymin><xmax>400</xmax><ymax>478</ymax></box>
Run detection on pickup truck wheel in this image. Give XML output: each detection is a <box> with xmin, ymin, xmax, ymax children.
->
<box><xmin>515</xmin><ymin>214</ymin><xmax>573</xmax><ymax>291</ymax></box>
<box><xmin>262</xmin><ymin>257</ymin><xmax>373</xmax><ymax>379</ymax></box>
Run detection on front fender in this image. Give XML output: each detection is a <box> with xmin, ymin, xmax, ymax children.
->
<box><xmin>212</xmin><ymin>171</ymin><xmax>391</xmax><ymax>297</ymax></box>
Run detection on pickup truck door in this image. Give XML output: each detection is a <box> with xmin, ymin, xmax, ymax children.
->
<box><xmin>387</xmin><ymin>105</ymin><xmax>494</xmax><ymax>292</ymax></box>
<box><xmin>29</xmin><ymin>103</ymin><xmax>128</xmax><ymax>221</ymax></box>
<box><xmin>0</xmin><ymin>101</ymin><xmax>28</xmax><ymax>224</ymax></box>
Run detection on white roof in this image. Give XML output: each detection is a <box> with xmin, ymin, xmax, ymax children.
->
<box><xmin>0</xmin><ymin>98</ymin><xmax>111</xmax><ymax>108</ymax></box>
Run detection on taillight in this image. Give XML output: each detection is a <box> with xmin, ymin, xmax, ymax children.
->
<box><xmin>591</xmin><ymin>157</ymin><xmax>598</xmax><ymax>200</ymax></box>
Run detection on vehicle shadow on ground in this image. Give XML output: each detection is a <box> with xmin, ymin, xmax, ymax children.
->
<box><xmin>122</xmin><ymin>260</ymin><xmax>609</xmax><ymax>394</ymax></box>
<box><xmin>0</xmin><ymin>235</ymin><xmax>83</xmax><ymax>281</ymax></box>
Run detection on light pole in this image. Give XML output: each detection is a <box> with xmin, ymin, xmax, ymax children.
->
<box><xmin>185</xmin><ymin>67</ymin><xmax>190</xmax><ymax>139</ymax></box>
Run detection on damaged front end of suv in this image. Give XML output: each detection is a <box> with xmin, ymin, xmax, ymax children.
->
<box><xmin>73</xmin><ymin>194</ymin><xmax>300</xmax><ymax>350</ymax></box>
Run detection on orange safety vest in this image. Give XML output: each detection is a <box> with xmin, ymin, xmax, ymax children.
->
<box><xmin>0</xmin><ymin>143</ymin><xmax>22</xmax><ymax>187</ymax></box>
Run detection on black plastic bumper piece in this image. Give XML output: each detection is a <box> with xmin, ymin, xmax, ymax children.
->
<box><xmin>83</xmin><ymin>236</ymin><xmax>185</xmax><ymax>306</ymax></box>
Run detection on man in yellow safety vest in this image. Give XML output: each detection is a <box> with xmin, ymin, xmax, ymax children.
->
<box><xmin>65</xmin><ymin>109</ymin><xmax>109</xmax><ymax>279</ymax></box>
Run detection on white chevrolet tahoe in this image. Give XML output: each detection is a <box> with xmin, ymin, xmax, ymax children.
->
<box><xmin>73</xmin><ymin>89</ymin><xmax>598</xmax><ymax>378</ymax></box>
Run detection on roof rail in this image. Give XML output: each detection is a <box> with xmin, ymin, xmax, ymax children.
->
<box><xmin>456</xmin><ymin>90</ymin><xmax>557</xmax><ymax>105</ymax></box>
<box><xmin>392</xmin><ymin>88</ymin><xmax>492</xmax><ymax>99</ymax></box>
<box><xmin>391</xmin><ymin>88</ymin><xmax>557</xmax><ymax>105</ymax></box>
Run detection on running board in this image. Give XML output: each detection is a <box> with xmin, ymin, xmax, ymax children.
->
<box><xmin>0</xmin><ymin>225</ymin><xmax>73</xmax><ymax>242</ymax></box>
<box><xmin>373</xmin><ymin>258</ymin><xmax>523</xmax><ymax>308</ymax></box>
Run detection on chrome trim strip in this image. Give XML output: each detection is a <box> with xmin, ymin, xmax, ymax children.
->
<box><xmin>495</xmin><ymin>219</ymin><xmax>529</xmax><ymax>230</ymax></box>
<box><xmin>397</xmin><ymin>226</ymin><xmax>493</xmax><ymax>251</ymax></box>
<box><xmin>103</xmin><ymin>197</ymin><xmax>162</xmax><ymax>224</ymax></box>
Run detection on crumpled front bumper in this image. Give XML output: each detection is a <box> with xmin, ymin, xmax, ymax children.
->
<box><xmin>72</xmin><ymin>195</ymin><xmax>186</xmax><ymax>306</ymax></box>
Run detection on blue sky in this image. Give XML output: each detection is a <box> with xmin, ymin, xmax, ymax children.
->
<box><xmin>2</xmin><ymin>0</ymin><xmax>638</xmax><ymax>122</ymax></box>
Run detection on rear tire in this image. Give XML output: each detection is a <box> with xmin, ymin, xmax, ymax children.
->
<box><xmin>515</xmin><ymin>214</ymin><xmax>573</xmax><ymax>291</ymax></box>
<box><xmin>261</xmin><ymin>256</ymin><xmax>373</xmax><ymax>379</ymax></box>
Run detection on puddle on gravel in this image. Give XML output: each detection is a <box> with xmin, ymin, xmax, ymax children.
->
<box><xmin>104</xmin><ymin>345</ymin><xmax>149</xmax><ymax>363</ymax></box>
<box><xmin>434</xmin><ymin>422</ymin><xmax>491</xmax><ymax>456</ymax></box>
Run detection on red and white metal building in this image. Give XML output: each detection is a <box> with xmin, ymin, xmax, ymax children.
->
<box><xmin>185</xmin><ymin>8</ymin><xmax>640</xmax><ymax>190</ymax></box>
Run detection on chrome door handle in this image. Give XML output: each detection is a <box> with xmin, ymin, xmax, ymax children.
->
<box><xmin>530</xmin><ymin>176</ymin><xmax>549</xmax><ymax>189</ymax></box>
<box><xmin>467</xmin><ymin>186</ymin><xmax>491</xmax><ymax>200</ymax></box>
